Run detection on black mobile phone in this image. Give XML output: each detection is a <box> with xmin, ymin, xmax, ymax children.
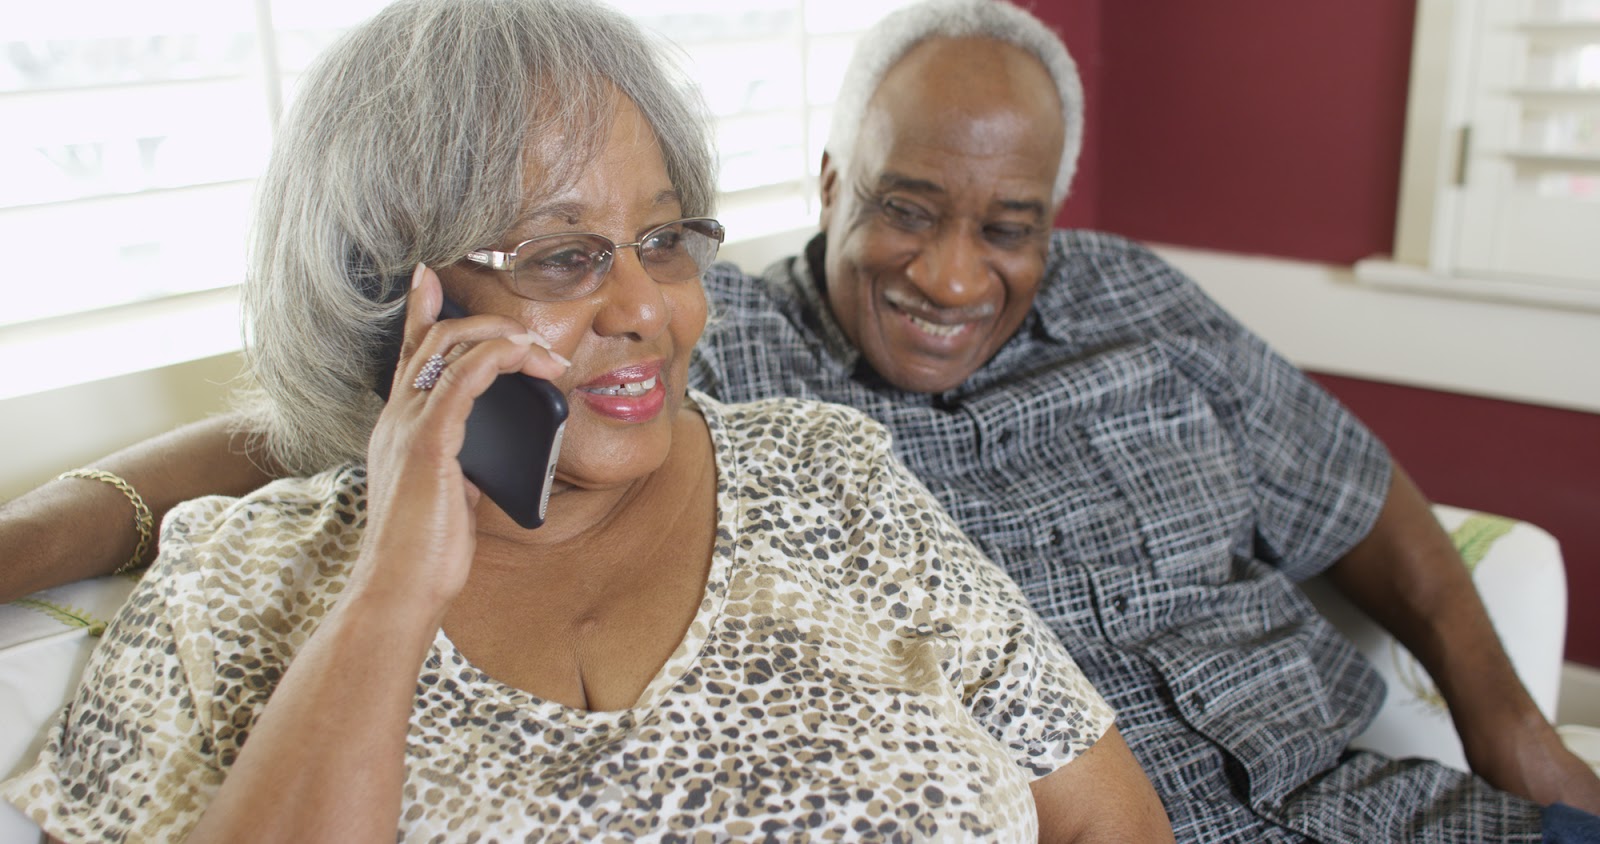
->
<box><xmin>373</xmin><ymin>295</ymin><xmax>568</xmax><ymax>529</ymax></box>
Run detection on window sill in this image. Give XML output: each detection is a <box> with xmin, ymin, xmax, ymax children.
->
<box><xmin>1158</xmin><ymin>244</ymin><xmax>1600</xmax><ymax>414</ymax></box>
<box><xmin>1353</xmin><ymin>260</ymin><xmax>1600</xmax><ymax>314</ymax></box>
<box><xmin>0</xmin><ymin>288</ymin><xmax>245</xmax><ymax>402</ymax></box>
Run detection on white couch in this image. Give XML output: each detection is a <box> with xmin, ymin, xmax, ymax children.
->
<box><xmin>1301</xmin><ymin>504</ymin><xmax>1567</xmax><ymax>768</ymax></box>
<box><xmin>0</xmin><ymin>505</ymin><xmax>1569</xmax><ymax>841</ymax></box>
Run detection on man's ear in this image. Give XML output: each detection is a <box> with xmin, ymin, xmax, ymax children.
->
<box><xmin>818</xmin><ymin>150</ymin><xmax>839</xmax><ymax>229</ymax></box>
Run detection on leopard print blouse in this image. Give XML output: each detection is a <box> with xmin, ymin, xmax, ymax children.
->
<box><xmin>6</xmin><ymin>393</ymin><xmax>1113</xmax><ymax>842</ymax></box>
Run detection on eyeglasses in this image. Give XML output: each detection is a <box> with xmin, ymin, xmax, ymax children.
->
<box><xmin>464</xmin><ymin>217</ymin><xmax>725</xmax><ymax>302</ymax></box>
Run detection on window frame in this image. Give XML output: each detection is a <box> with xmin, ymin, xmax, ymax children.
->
<box><xmin>1357</xmin><ymin>0</ymin><xmax>1600</xmax><ymax>312</ymax></box>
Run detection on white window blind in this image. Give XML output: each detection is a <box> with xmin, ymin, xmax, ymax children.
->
<box><xmin>0</xmin><ymin>0</ymin><xmax>910</xmax><ymax>335</ymax></box>
<box><xmin>1453</xmin><ymin>0</ymin><xmax>1600</xmax><ymax>285</ymax></box>
<box><xmin>1377</xmin><ymin>0</ymin><xmax>1600</xmax><ymax>305</ymax></box>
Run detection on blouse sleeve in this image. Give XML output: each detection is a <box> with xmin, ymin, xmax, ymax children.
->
<box><xmin>859</xmin><ymin>418</ymin><xmax>1117</xmax><ymax>780</ymax></box>
<box><xmin>1</xmin><ymin>498</ymin><xmax>230</xmax><ymax>841</ymax></box>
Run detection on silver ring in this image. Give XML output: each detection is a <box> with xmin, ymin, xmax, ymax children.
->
<box><xmin>412</xmin><ymin>354</ymin><xmax>447</xmax><ymax>391</ymax></box>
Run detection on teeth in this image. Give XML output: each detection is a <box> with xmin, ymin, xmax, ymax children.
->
<box><xmin>907</xmin><ymin>313</ymin><xmax>964</xmax><ymax>338</ymax></box>
<box><xmin>588</xmin><ymin>374</ymin><xmax>658</xmax><ymax>397</ymax></box>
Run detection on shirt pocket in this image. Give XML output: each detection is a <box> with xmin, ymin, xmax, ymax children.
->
<box><xmin>1153</xmin><ymin>622</ymin><xmax>1346</xmax><ymax>804</ymax></box>
<box><xmin>1083</xmin><ymin>391</ymin><xmax>1253</xmax><ymax>586</ymax></box>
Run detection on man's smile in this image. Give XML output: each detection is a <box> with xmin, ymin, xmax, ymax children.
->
<box><xmin>883</xmin><ymin>287</ymin><xmax>994</xmax><ymax>341</ymax></box>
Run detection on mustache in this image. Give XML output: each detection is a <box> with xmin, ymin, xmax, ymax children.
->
<box><xmin>884</xmin><ymin>287</ymin><xmax>997</xmax><ymax>322</ymax></box>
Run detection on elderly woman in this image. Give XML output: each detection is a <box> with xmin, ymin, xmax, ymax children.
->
<box><xmin>2</xmin><ymin>0</ymin><xmax>1169</xmax><ymax>840</ymax></box>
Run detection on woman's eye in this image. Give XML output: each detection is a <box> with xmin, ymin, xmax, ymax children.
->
<box><xmin>642</xmin><ymin>229</ymin><xmax>683</xmax><ymax>258</ymax></box>
<box><xmin>527</xmin><ymin>246</ymin><xmax>597</xmax><ymax>276</ymax></box>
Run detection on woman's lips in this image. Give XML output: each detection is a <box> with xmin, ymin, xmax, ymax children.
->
<box><xmin>576</xmin><ymin>361</ymin><xmax>666</xmax><ymax>422</ymax></box>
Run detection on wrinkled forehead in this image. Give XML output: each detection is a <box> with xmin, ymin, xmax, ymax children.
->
<box><xmin>854</xmin><ymin>38</ymin><xmax>1063</xmax><ymax>181</ymax></box>
<box><xmin>518</xmin><ymin>83</ymin><xmax>654</xmax><ymax>208</ymax></box>
<box><xmin>851</xmin><ymin>39</ymin><xmax>1062</xmax><ymax>205</ymax></box>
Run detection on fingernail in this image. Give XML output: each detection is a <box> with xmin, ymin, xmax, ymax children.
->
<box><xmin>507</xmin><ymin>332</ymin><xmax>570</xmax><ymax>368</ymax></box>
<box><xmin>411</xmin><ymin>263</ymin><xmax>427</xmax><ymax>289</ymax></box>
<box><xmin>509</xmin><ymin>330</ymin><xmax>552</xmax><ymax>351</ymax></box>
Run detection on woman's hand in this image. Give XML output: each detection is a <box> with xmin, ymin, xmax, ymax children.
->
<box><xmin>188</xmin><ymin>264</ymin><xmax>567</xmax><ymax>843</ymax></box>
<box><xmin>351</xmin><ymin>263</ymin><xmax>569</xmax><ymax>620</ymax></box>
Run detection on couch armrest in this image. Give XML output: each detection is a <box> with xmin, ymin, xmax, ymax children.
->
<box><xmin>1300</xmin><ymin>504</ymin><xmax>1567</xmax><ymax>771</ymax></box>
<box><xmin>0</xmin><ymin>574</ymin><xmax>138</xmax><ymax>842</ymax></box>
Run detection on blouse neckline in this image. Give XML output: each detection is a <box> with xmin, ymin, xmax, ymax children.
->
<box><xmin>428</xmin><ymin>391</ymin><xmax>739</xmax><ymax>724</ymax></box>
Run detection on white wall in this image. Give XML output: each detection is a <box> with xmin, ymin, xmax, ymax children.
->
<box><xmin>0</xmin><ymin>354</ymin><xmax>240</xmax><ymax>500</ymax></box>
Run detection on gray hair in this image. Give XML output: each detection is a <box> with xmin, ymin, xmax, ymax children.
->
<box><xmin>235</xmin><ymin>0</ymin><xmax>716</xmax><ymax>474</ymax></box>
<box><xmin>825</xmin><ymin>0</ymin><xmax>1083</xmax><ymax>206</ymax></box>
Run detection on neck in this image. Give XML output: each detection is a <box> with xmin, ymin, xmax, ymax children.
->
<box><xmin>439</xmin><ymin>406</ymin><xmax>718</xmax><ymax>709</ymax></box>
<box><xmin>458</xmin><ymin>404</ymin><xmax>715</xmax><ymax>611</ymax></box>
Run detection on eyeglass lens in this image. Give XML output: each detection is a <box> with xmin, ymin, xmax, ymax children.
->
<box><xmin>511</xmin><ymin>218</ymin><xmax>723</xmax><ymax>301</ymax></box>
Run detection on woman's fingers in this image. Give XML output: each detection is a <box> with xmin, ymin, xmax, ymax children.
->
<box><xmin>358</xmin><ymin>265</ymin><xmax>573</xmax><ymax>608</ymax></box>
<box><xmin>407</xmin><ymin>332</ymin><xmax>554</xmax><ymax>419</ymax></box>
<box><xmin>400</xmin><ymin>264</ymin><xmax>569</xmax><ymax>388</ymax></box>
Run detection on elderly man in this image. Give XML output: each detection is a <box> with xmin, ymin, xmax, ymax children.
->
<box><xmin>6</xmin><ymin>1</ymin><xmax>1599</xmax><ymax>841</ymax></box>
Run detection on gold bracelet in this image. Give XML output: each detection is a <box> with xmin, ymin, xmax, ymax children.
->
<box><xmin>57</xmin><ymin>469</ymin><xmax>153</xmax><ymax>575</ymax></box>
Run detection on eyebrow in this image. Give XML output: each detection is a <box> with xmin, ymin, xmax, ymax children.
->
<box><xmin>875</xmin><ymin>171</ymin><xmax>944</xmax><ymax>196</ymax></box>
<box><xmin>520</xmin><ymin>189</ymin><xmax>683</xmax><ymax>229</ymax></box>
<box><xmin>873</xmin><ymin>171</ymin><xmax>1048</xmax><ymax>219</ymax></box>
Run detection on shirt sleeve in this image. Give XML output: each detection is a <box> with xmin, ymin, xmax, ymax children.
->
<box><xmin>1183</xmin><ymin>298</ymin><xmax>1393</xmax><ymax>582</ymax></box>
<box><xmin>1094</xmin><ymin>239</ymin><xmax>1393</xmax><ymax>582</ymax></box>
<box><xmin>1</xmin><ymin>500</ymin><xmax>228</xmax><ymax>841</ymax></box>
<box><xmin>858</xmin><ymin>417</ymin><xmax>1117</xmax><ymax>780</ymax></box>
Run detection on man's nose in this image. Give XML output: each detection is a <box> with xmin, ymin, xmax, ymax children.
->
<box><xmin>904</xmin><ymin>231</ymin><xmax>989</xmax><ymax>308</ymax></box>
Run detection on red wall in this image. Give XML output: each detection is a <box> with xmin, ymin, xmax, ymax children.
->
<box><xmin>1093</xmin><ymin>2</ymin><xmax>1416</xmax><ymax>264</ymax></box>
<box><xmin>1314</xmin><ymin>376</ymin><xmax>1600</xmax><ymax>667</ymax></box>
<box><xmin>1029</xmin><ymin>2</ymin><xmax>1600</xmax><ymax>666</ymax></box>
<box><xmin>1043</xmin><ymin>1</ymin><xmax>1101</xmax><ymax>229</ymax></box>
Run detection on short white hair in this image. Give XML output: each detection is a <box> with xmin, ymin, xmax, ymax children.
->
<box><xmin>826</xmin><ymin>0</ymin><xmax>1083</xmax><ymax>206</ymax></box>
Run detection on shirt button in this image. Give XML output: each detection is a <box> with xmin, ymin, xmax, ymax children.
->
<box><xmin>1049</xmin><ymin>528</ymin><xmax>1064</xmax><ymax>545</ymax></box>
<box><xmin>1111</xmin><ymin>595</ymin><xmax>1129</xmax><ymax>613</ymax></box>
<box><xmin>1190</xmin><ymin>692</ymin><xmax>1207</xmax><ymax>713</ymax></box>
<box><xmin>996</xmin><ymin>429</ymin><xmax>1013</xmax><ymax>447</ymax></box>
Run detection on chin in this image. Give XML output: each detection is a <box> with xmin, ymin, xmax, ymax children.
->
<box><xmin>552</xmin><ymin>429</ymin><xmax>674</xmax><ymax>491</ymax></box>
<box><xmin>883</xmin><ymin>368</ymin><xmax>968</xmax><ymax>396</ymax></box>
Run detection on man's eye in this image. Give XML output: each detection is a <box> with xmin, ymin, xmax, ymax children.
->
<box><xmin>879</xmin><ymin>198</ymin><xmax>933</xmax><ymax>230</ymax></box>
<box><xmin>985</xmin><ymin>224</ymin><xmax>1037</xmax><ymax>247</ymax></box>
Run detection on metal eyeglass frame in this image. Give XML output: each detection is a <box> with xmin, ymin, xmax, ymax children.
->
<box><xmin>462</xmin><ymin>216</ymin><xmax>725</xmax><ymax>301</ymax></box>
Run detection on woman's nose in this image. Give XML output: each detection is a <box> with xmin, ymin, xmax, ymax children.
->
<box><xmin>591</xmin><ymin>247</ymin><xmax>669</xmax><ymax>340</ymax></box>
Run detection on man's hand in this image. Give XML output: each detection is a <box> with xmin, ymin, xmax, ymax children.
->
<box><xmin>1461</xmin><ymin>710</ymin><xmax>1600</xmax><ymax>813</ymax></box>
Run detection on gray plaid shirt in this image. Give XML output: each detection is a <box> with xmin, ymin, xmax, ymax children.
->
<box><xmin>690</xmin><ymin>230</ymin><xmax>1544</xmax><ymax>842</ymax></box>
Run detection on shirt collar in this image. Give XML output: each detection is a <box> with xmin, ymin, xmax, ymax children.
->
<box><xmin>1027</xmin><ymin>235</ymin><xmax>1076</xmax><ymax>346</ymax></box>
<box><xmin>766</xmin><ymin>233</ymin><xmax>865</xmax><ymax>373</ymax></box>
